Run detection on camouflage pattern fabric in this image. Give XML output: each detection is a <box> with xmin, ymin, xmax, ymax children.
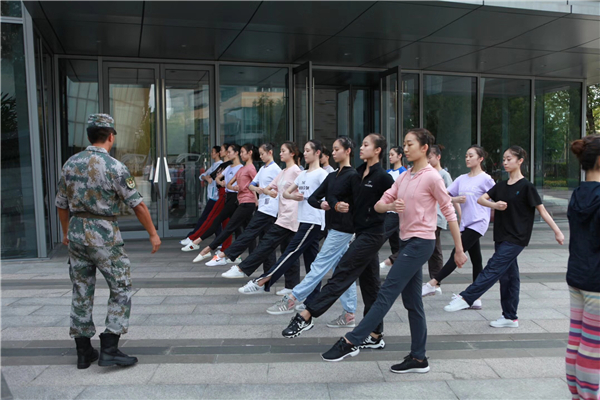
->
<box><xmin>68</xmin><ymin>241</ymin><xmax>132</xmax><ymax>338</ymax></box>
<box><xmin>87</xmin><ymin>113</ymin><xmax>115</xmax><ymax>129</ymax></box>
<box><xmin>55</xmin><ymin>146</ymin><xmax>143</xmax><ymax>247</ymax></box>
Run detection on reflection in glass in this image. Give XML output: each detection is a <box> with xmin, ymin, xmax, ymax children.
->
<box><xmin>381</xmin><ymin>72</ymin><xmax>398</xmax><ymax>166</ymax></box>
<box><xmin>220</xmin><ymin>66</ymin><xmax>288</xmax><ymax>161</ymax></box>
<box><xmin>480</xmin><ymin>78</ymin><xmax>531</xmax><ymax>182</ymax></box>
<box><xmin>109</xmin><ymin>67</ymin><xmax>158</xmax><ymax>231</ymax></box>
<box><xmin>424</xmin><ymin>75</ymin><xmax>477</xmax><ymax>179</ymax></box>
<box><xmin>165</xmin><ymin>69</ymin><xmax>211</xmax><ymax>229</ymax></box>
<box><xmin>535</xmin><ymin>80</ymin><xmax>582</xmax><ymax>220</ymax></box>
<box><xmin>1</xmin><ymin>23</ymin><xmax>37</xmax><ymax>259</ymax></box>
<box><xmin>402</xmin><ymin>73</ymin><xmax>419</xmax><ymax>135</ymax></box>
<box><xmin>59</xmin><ymin>59</ymin><xmax>99</xmax><ymax>163</ymax></box>
<box><xmin>1</xmin><ymin>0</ymin><xmax>21</xmax><ymax>17</ymax></box>
<box><xmin>294</xmin><ymin>68</ymin><xmax>309</xmax><ymax>150</ymax></box>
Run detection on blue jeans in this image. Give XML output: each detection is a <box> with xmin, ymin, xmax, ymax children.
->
<box><xmin>292</xmin><ymin>230</ymin><xmax>357</xmax><ymax>313</ymax></box>
<box><xmin>460</xmin><ymin>241</ymin><xmax>524</xmax><ymax>320</ymax></box>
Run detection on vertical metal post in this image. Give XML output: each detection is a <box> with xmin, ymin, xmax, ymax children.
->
<box><xmin>477</xmin><ymin>76</ymin><xmax>482</xmax><ymax>145</ymax></box>
<box><xmin>214</xmin><ymin>62</ymin><xmax>220</xmax><ymax>146</ymax></box>
<box><xmin>581</xmin><ymin>80</ymin><xmax>587</xmax><ymax>182</ymax></box>
<box><xmin>419</xmin><ymin>71</ymin><xmax>424</xmax><ymax>128</ymax></box>
<box><xmin>98</xmin><ymin>57</ymin><xmax>104</xmax><ymax>113</ymax></box>
<box><xmin>288</xmin><ymin>66</ymin><xmax>293</xmax><ymax>141</ymax></box>
<box><xmin>530</xmin><ymin>78</ymin><xmax>535</xmax><ymax>183</ymax></box>
<box><xmin>23</xmin><ymin>8</ymin><xmax>47</xmax><ymax>257</ymax></box>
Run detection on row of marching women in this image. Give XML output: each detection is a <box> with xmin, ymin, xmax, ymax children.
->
<box><xmin>178</xmin><ymin>131</ymin><xmax>599</xmax><ymax>399</ymax></box>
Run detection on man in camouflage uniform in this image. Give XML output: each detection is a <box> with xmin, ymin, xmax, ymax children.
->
<box><xmin>56</xmin><ymin>113</ymin><xmax>161</xmax><ymax>369</ymax></box>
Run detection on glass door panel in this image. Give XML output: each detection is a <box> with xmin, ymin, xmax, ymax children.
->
<box><xmin>293</xmin><ymin>62</ymin><xmax>312</xmax><ymax>146</ymax></box>
<box><xmin>163</xmin><ymin>67</ymin><xmax>212</xmax><ymax>233</ymax></box>
<box><xmin>380</xmin><ymin>67</ymin><xmax>400</xmax><ymax>169</ymax></box>
<box><xmin>106</xmin><ymin>64</ymin><xmax>160</xmax><ymax>233</ymax></box>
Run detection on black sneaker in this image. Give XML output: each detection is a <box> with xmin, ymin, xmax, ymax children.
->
<box><xmin>390</xmin><ymin>354</ymin><xmax>430</xmax><ymax>374</ymax></box>
<box><xmin>282</xmin><ymin>313</ymin><xmax>314</xmax><ymax>338</ymax></box>
<box><xmin>321</xmin><ymin>337</ymin><xmax>360</xmax><ymax>362</ymax></box>
<box><xmin>359</xmin><ymin>334</ymin><xmax>385</xmax><ymax>349</ymax></box>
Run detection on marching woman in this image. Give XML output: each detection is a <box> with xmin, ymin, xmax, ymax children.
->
<box><xmin>380</xmin><ymin>146</ymin><xmax>407</xmax><ymax>269</ymax></box>
<box><xmin>424</xmin><ymin>145</ymin><xmax>453</xmax><ymax>295</ymax></box>
<box><xmin>282</xmin><ymin>133</ymin><xmax>395</xmax><ymax>348</ymax></box>
<box><xmin>318</xmin><ymin>128</ymin><xmax>467</xmax><ymax>373</ymax></box>
<box><xmin>237</xmin><ymin>140</ymin><xmax>328</xmax><ymax>297</ymax></box>
<box><xmin>444</xmin><ymin>146</ymin><xmax>564</xmax><ymax>329</ymax></box>
<box><xmin>180</xmin><ymin>145</ymin><xmax>224</xmax><ymax>246</ymax></box>
<box><xmin>192</xmin><ymin>143</ymin><xmax>259</xmax><ymax>263</ymax></box>
<box><xmin>221</xmin><ymin>142</ymin><xmax>302</xmax><ymax>289</ymax></box>
<box><xmin>181</xmin><ymin>144</ymin><xmax>243</xmax><ymax>252</ymax></box>
<box><xmin>204</xmin><ymin>143</ymin><xmax>281</xmax><ymax>270</ymax></box>
<box><xmin>265</xmin><ymin>137</ymin><xmax>358</xmax><ymax>327</ymax></box>
<box><xmin>422</xmin><ymin>145</ymin><xmax>495</xmax><ymax>309</ymax></box>
<box><xmin>565</xmin><ymin>134</ymin><xmax>600</xmax><ymax>400</ymax></box>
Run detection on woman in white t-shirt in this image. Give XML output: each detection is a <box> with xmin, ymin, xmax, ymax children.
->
<box><xmin>239</xmin><ymin>139</ymin><xmax>328</xmax><ymax>296</ymax></box>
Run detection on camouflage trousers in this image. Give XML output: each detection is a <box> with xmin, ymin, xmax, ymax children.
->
<box><xmin>68</xmin><ymin>242</ymin><xmax>132</xmax><ymax>338</ymax></box>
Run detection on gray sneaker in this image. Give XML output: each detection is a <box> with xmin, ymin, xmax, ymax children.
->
<box><xmin>326</xmin><ymin>311</ymin><xmax>356</xmax><ymax>328</ymax></box>
<box><xmin>266</xmin><ymin>295</ymin><xmax>296</xmax><ymax>315</ymax></box>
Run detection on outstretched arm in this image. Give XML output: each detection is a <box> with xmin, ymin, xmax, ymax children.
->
<box><xmin>536</xmin><ymin>204</ymin><xmax>564</xmax><ymax>245</ymax></box>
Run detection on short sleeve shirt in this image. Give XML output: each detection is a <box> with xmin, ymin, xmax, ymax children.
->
<box><xmin>487</xmin><ymin>178</ymin><xmax>542</xmax><ymax>246</ymax></box>
<box><xmin>55</xmin><ymin>146</ymin><xmax>143</xmax><ymax>247</ymax></box>
<box><xmin>294</xmin><ymin>168</ymin><xmax>328</xmax><ymax>230</ymax></box>
<box><xmin>223</xmin><ymin>164</ymin><xmax>243</xmax><ymax>192</ymax></box>
<box><xmin>447</xmin><ymin>172</ymin><xmax>496</xmax><ymax>235</ymax></box>
<box><xmin>254</xmin><ymin>162</ymin><xmax>282</xmax><ymax>218</ymax></box>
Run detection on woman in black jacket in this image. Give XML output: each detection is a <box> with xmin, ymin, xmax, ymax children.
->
<box><xmin>281</xmin><ymin>133</ymin><xmax>394</xmax><ymax>344</ymax></box>
<box><xmin>565</xmin><ymin>134</ymin><xmax>600</xmax><ymax>400</ymax></box>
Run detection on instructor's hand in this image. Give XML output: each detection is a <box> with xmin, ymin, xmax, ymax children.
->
<box><xmin>62</xmin><ymin>234</ymin><xmax>69</xmax><ymax>246</ymax></box>
<box><xmin>149</xmin><ymin>234</ymin><xmax>161</xmax><ymax>254</ymax></box>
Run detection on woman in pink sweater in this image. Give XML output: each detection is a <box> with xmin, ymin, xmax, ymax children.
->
<box><xmin>321</xmin><ymin>128</ymin><xmax>467</xmax><ymax>375</ymax></box>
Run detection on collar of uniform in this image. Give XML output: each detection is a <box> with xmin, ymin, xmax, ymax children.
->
<box><xmin>86</xmin><ymin>146</ymin><xmax>108</xmax><ymax>154</ymax></box>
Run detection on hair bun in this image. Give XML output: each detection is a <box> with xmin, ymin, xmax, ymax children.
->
<box><xmin>570</xmin><ymin>139</ymin><xmax>586</xmax><ymax>158</ymax></box>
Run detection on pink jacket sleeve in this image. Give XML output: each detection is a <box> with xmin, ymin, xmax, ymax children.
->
<box><xmin>431</xmin><ymin>175</ymin><xmax>457</xmax><ymax>222</ymax></box>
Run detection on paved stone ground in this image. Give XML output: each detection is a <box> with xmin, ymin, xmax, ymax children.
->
<box><xmin>1</xmin><ymin>221</ymin><xmax>572</xmax><ymax>399</ymax></box>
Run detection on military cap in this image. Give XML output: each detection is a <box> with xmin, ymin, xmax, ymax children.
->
<box><xmin>87</xmin><ymin>113</ymin><xmax>115</xmax><ymax>129</ymax></box>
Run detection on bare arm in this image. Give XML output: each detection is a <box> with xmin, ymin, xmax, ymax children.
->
<box><xmin>215</xmin><ymin>173</ymin><xmax>225</xmax><ymax>187</ymax></box>
<box><xmin>283</xmin><ymin>183</ymin><xmax>303</xmax><ymax>201</ymax></box>
<box><xmin>536</xmin><ymin>204</ymin><xmax>564</xmax><ymax>245</ymax></box>
<box><xmin>58</xmin><ymin>207</ymin><xmax>70</xmax><ymax>245</ymax></box>
<box><xmin>478</xmin><ymin>193</ymin><xmax>507</xmax><ymax>211</ymax></box>
<box><xmin>133</xmin><ymin>202</ymin><xmax>161</xmax><ymax>253</ymax></box>
<box><xmin>453</xmin><ymin>202</ymin><xmax>462</xmax><ymax>221</ymax></box>
<box><xmin>226</xmin><ymin>176</ymin><xmax>238</xmax><ymax>191</ymax></box>
<box><xmin>448</xmin><ymin>220</ymin><xmax>467</xmax><ymax>267</ymax></box>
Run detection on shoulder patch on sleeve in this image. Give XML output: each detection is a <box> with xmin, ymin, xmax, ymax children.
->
<box><xmin>126</xmin><ymin>176</ymin><xmax>136</xmax><ymax>189</ymax></box>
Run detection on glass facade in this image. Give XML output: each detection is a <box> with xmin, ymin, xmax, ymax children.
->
<box><xmin>1</xmin><ymin>0</ymin><xmax>21</xmax><ymax>17</ymax></box>
<box><xmin>401</xmin><ymin>73</ymin><xmax>419</xmax><ymax>135</ymax></box>
<box><xmin>480</xmin><ymin>78</ymin><xmax>531</xmax><ymax>182</ymax></box>
<box><xmin>220</xmin><ymin>65</ymin><xmax>288</xmax><ymax>158</ymax></box>
<box><xmin>424</xmin><ymin>75</ymin><xmax>477</xmax><ymax>179</ymax></box>
<box><xmin>1</xmin><ymin>22</ymin><xmax>37</xmax><ymax>259</ymax></box>
<box><xmin>534</xmin><ymin>80</ymin><xmax>582</xmax><ymax>219</ymax></box>
<box><xmin>59</xmin><ymin>59</ymin><xmax>99</xmax><ymax>163</ymax></box>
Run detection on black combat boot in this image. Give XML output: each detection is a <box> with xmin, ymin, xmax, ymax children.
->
<box><xmin>98</xmin><ymin>332</ymin><xmax>138</xmax><ymax>367</ymax></box>
<box><xmin>74</xmin><ymin>337</ymin><xmax>99</xmax><ymax>369</ymax></box>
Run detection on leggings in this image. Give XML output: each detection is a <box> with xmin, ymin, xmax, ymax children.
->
<box><xmin>200</xmin><ymin>192</ymin><xmax>238</xmax><ymax>241</ymax></box>
<box><xmin>566</xmin><ymin>286</ymin><xmax>600</xmax><ymax>400</ymax></box>
<box><xmin>186</xmin><ymin>198</ymin><xmax>217</xmax><ymax>238</ymax></box>
<box><xmin>188</xmin><ymin>189</ymin><xmax>232</xmax><ymax>250</ymax></box>
<box><xmin>209</xmin><ymin>203</ymin><xmax>255</xmax><ymax>251</ymax></box>
<box><xmin>434</xmin><ymin>228</ymin><xmax>483</xmax><ymax>284</ymax></box>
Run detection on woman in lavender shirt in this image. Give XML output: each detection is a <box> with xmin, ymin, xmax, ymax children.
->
<box><xmin>421</xmin><ymin>145</ymin><xmax>495</xmax><ymax>309</ymax></box>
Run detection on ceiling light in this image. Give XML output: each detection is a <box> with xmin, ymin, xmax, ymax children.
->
<box><xmin>344</xmin><ymin>52</ymin><xmax>351</xmax><ymax>56</ymax></box>
<box><xmin>541</xmin><ymin>64</ymin><xmax>546</xmax><ymax>67</ymax></box>
<box><xmin>181</xmin><ymin>45</ymin><xmax>187</xmax><ymax>48</ymax></box>
<box><xmin>265</xmin><ymin>48</ymin><xmax>272</xmax><ymax>52</ymax></box>
<box><xmin>415</xmin><ymin>57</ymin><xmax>420</xmax><ymax>60</ymax></box>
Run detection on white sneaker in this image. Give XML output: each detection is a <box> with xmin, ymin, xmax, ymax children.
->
<box><xmin>379</xmin><ymin>261</ymin><xmax>389</xmax><ymax>269</ymax></box>
<box><xmin>469</xmin><ymin>299</ymin><xmax>482</xmax><ymax>310</ymax></box>
<box><xmin>444</xmin><ymin>295</ymin><xmax>470</xmax><ymax>312</ymax></box>
<box><xmin>193</xmin><ymin>252</ymin><xmax>212</xmax><ymax>263</ymax></box>
<box><xmin>490</xmin><ymin>316</ymin><xmax>518</xmax><ymax>328</ymax></box>
<box><xmin>222</xmin><ymin>265</ymin><xmax>246</xmax><ymax>279</ymax></box>
<box><xmin>295</xmin><ymin>303</ymin><xmax>306</xmax><ymax>311</ymax></box>
<box><xmin>228</xmin><ymin>257</ymin><xmax>242</xmax><ymax>264</ymax></box>
<box><xmin>238</xmin><ymin>280</ymin><xmax>265</xmax><ymax>294</ymax></box>
<box><xmin>180</xmin><ymin>237</ymin><xmax>192</xmax><ymax>246</ymax></box>
<box><xmin>182</xmin><ymin>243</ymin><xmax>200</xmax><ymax>252</ymax></box>
<box><xmin>276</xmin><ymin>288</ymin><xmax>293</xmax><ymax>296</ymax></box>
<box><xmin>421</xmin><ymin>283</ymin><xmax>437</xmax><ymax>297</ymax></box>
<box><xmin>206</xmin><ymin>255</ymin><xmax>227</xmax><ymax>267</ymax></box>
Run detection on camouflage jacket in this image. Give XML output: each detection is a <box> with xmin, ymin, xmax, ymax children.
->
<box><xmin>55</xmin><ymin>146</ymin><xmax>143</xmax><ymax>247</ymax></box>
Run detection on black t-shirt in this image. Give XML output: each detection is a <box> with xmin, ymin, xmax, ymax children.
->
<box><xmin>487</xmin><ymin>178</ymin><xmax>542</xmax><ymax>247</ymax></box>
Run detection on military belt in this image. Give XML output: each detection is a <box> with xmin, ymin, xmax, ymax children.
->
<box><xmin>73</xmin><ymin>212</ymin><xmax>117</xmax><ymax>222</ymax></box>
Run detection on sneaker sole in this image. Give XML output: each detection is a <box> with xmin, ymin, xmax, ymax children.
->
<box><xmin>222</xmin><ymin>274</ymin><xmax>246</xmax><ymax>279</ymax></box>
<box><xmin>266</xmin><ymin>308</ymin><xmax>295</xmax><ymax>315</ymax></box>
<box><xmin>326</xmin><ymin>323</ymin><xmax>356</xmax><ymax>328</ymax></box>
<box><xmin>98</xmin><ymin>359</ymin><xmax>138</xmax><ymax>367</ymax></box>
<box><xmin>282</xmin><ymin>322</ymin><xmax>314</xmax><ymax>338</ymax></box>
<box><xmin>193</xmin><ymin>255</ymin><xmax>212</xmax><ymax>263</ymax></box>
<box><xmin>238</xmin><ymin>289</ymin><xmax>265</xmax><ymax>295</ymax></box>
<box><xmin>468</xmin><ymin>305</ymin><xmax>483</xmax><ymax>310</ymax></box>
<box><xmin>181</xmin><ymin>247</ymin><xmax>199</xmax><ymax>252</ymax></box>
<box><xmin>322</xmin><ymin>348</ymin><xmax>360</xmax><ymax>362</ymax></box>
<box><xmin>422</xmin><ymin>292</ymin><xmax>436</xmax><ymax>297</ymax></box>
<box><xmin>444</xmin><ymin>305</ymin><xmax>470</xmax><ymax>312</ymax></box>
<box><xmin>490</xmin><ymin>323</ymin><xmax>518</xmax><ymax>328</ymax></box>
<box><xmin>390</xmin><ymin>366</ymin><xmax>430</xmax><ymax>374</ymax></box>
<box><xmin>206</xmin><ymin>262</ymin><xmax>228</xmax><ymax>267</ymax></box>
